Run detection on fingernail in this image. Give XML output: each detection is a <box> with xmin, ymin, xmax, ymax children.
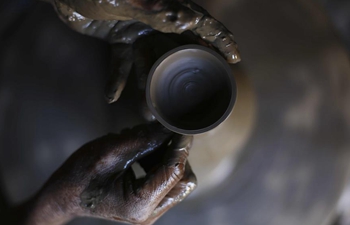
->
<box><xmin>227</xmin><ymin>51</ymin><xmax>241</xmax><ymax>64</ymax></box>
<box><xmin>104</xmin><ymin>86</ymin><xmax>118</xmax><ymax>103</ymax></box>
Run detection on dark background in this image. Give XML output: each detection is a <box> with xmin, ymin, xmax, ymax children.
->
<box><xmin>1</xmin><ymin>1</ymin><xmax>350</xmax><ymax>225</ymax></box>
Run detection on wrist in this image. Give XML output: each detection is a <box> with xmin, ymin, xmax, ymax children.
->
<box><xmin>22</xmin><ymin>183</ymin><xmax>81</xmax><ymax>225</ymax></box>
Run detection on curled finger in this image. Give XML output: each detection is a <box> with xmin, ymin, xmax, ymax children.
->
<box><xmin>140</xmin><ymin>162</ymin><xmax>197</xmax><ymax>225</ymax></box>
<box><xmin>129</xmin><ymin>135</ymin><xmax>193</xmax><ymax>224</ymax></box>
<box><xmin>105</xmin><ymin>43</ymin><xmax>133</xmax><ymax>103</ymax></box>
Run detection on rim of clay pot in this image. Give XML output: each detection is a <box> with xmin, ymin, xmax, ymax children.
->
<box><xmin>146</xmin><ymin>44</ymin><xmax>237</xmax><ymax>135</ymax></box>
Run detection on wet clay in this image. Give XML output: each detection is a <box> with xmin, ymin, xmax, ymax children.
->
<box><xmin>51</xmin><ymin>0</ymin><xmax>240</xmax><ymax>63</ymax></box>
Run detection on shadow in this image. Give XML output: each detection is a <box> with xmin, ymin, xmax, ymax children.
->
<box><xmin>0</xmin><ymin>172</ymin><xmax>9</xmax><ymax>220</ymax></box>
<box><xmin>0</xmin><ymin>0</ymin><xmax>34</xmax><ymax>219</ymax></box>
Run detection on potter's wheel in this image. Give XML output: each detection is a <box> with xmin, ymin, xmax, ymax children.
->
<box><xmin>1</xmin><ymin>0</ymin><xmax>350</xmax><ymax>225</ymax></box>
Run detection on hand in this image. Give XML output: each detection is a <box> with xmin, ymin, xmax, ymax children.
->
<box><xmin>53</xmin><ymin>0</ymin><xmax>240</xmax><ymax>62</ymax></box>
<box><xmin>25</xmin><ymin>123</ymin><xmax>196</xmax><ymax>225</ymax></box>
<box><xmin>49</xmin><ymin>0</ymin><xmax>240</xmax><ymax>116</ymax></box>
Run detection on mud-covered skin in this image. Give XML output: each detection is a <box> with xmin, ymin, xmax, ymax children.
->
<box><xmin>48</xmin><ymin>0</ymin><xmax>240</xmax><ymax>105</ymax></box>
<box><xmin>51</xmin><ymin>0</ymin><xmax>240</xmax><ymax>63</ymax></box>
<box><xmin>19</xmin><ymin>123</ymin><xmax>196</xmax><ymax>225</ymax></box>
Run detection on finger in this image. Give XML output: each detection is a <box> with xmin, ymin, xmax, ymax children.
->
<box><xmin>112</xmin><ymin>123</ymin><xmax>173</xmax><ymax>171</ymax></box>
<box><xmin>140</xmin><ymin>135</ymin><xmax>193</xmax><ymax>193</ymax></box>
<box><xmin>193</xmin><ymin>17</ymin><xmax>241</xmax><ymax>64</ymax></box>
<box><xmin>131</xmin><ymin>1</ymin><xmax>241</xmax><ymax>64</ymax></box>
<box><xmin>140</xmin><ymin>162</ymin><xmax>197</xmax><ymax>225</ymax></box>
<box><xmin>137</xmin><ymin>134</ymin><xmax>170</xmax><ymax>173</ymax></box>
<box><xmin>179</xmin><ymin>1</ymin><xmax>241</xmax><ymax>63</ymax></box>
<box><xmin>78</xmin><ymin>123</ymin><xmax>173</xmax><ymax>174</ymax></box>
<box><xmin>130</xmin><ymin>135</ymin><xmax>193</xmax><ymax>223</ymax></box>
<box><xmin>105</xmin><ymin>43</ymin><xmax>133</xmax><ymax>103</ymax></box>
<box><xmin>179</xmin><ymin>30</ymin><xmax>238</xmax><ymax>64</ymax></box>
<box><xmin>62</xmin><ymin>0</ymin><xmax>240</xmax><ymax>63</ymax></box>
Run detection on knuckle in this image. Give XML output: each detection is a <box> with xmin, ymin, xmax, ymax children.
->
<box><xmin>130</xmin><ymin>207</ymin><xmax>152</xmax><ymax>224</ymax></box>
<box><xmin>119</xmin><ymin>199</ymin><xmax>151</xmax><ymax>224</ymax></box>
<box><xmin>170</xmin><ymin>165</ymin><xmax>185</xmax><ymax>181</ymax></box>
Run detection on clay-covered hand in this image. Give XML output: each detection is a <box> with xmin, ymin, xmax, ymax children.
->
<box><xmin>52</xmin><ymin>0</ymin><xmax>240</xmax><ymax>62</ymax></box>
<box><xmin>48</xmin><ymin>0</ymin><xmax>240</xmax><ymax>106</ymax></box>
<box><xmin>25</xmin><ymin>123</ymin><xmax>196</xmax><ymax>225</ymax></box>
